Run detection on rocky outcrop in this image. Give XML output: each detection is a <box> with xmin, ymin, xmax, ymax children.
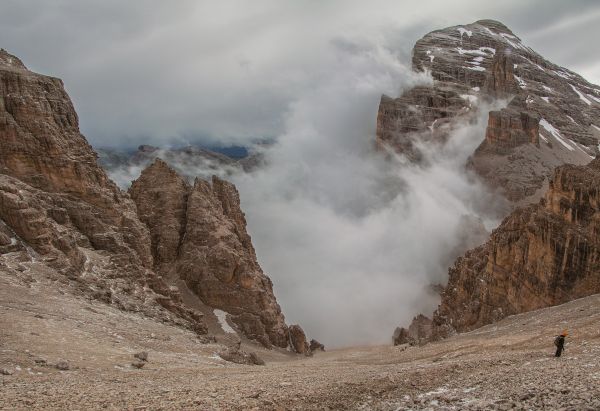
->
<box><xmin>288</xmin><ymin>324</ymin><xmax>309</xmax><ymax>355</ymax></box>
<box><xmin>378</xmin><ymin>20</ymin><xmax>600</xmax><ymax>204</ymax></box>
<box><xmin>393</xmin><ymin>314</ymin><xmax>433</xmax><ymax>346</ymax></box>
<box><xmin>420</xmin><ymin>158</ymin><xmax>600</xmax><ymax>339</ymax></box>
<box><xmin>130</xmin><ymin>160</ymin><xmax>294</xmax><ymax>349</ymax></box>
<box><xmin>309</xmin><ymin>339</ymin><xmax>325</xmax><ymax>352</ymax></box>
<box><xmin>0</xmin><ymin>48</ymin><xmax>206</xmax><ymax>334</ymax></box>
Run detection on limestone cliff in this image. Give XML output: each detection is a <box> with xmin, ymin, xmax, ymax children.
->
<box><xmin>130</xmin><ymin>160</ymin><xmax>292</xmax><ymax>349</ymax></box>
<box><xmin>405</xmin><ymin>158</ymin><xmax>600</xmax><ymax>341</ymax></box>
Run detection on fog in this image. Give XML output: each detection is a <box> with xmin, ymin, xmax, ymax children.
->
<box><xmin>230</xmin><ymin>38</ymin><xmax>508</xmax><ymax>346</ymax></box>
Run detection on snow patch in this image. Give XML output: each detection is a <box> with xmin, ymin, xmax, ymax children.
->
<box><xmin>500</xmin><ymin>33</ymin><xmax>525</xmax><ymax>50</ymax></box>
<box><xmin>538</xmin><ymin>133</ymin><xmax>548</xmax><ymax>143</ymax></box>
<box><xmin>213</xmin><ymin>309</ymin><xmax>236</xmax><ymax>334</ymax></box>
<box><xmin>567</xmin><ymin>115</ymin><xmax>577</xmax><ymax>124</ymax></box>
<box><xmin>514</xmin><ymin>75</ymin><xmax>526</xmax><ymax>88</ymax></box>
<box><xmin>455</xmin><ymin>46</ymin><xmax>495</xmax><ymax>56</ymax></box>
<box><xmin>570</xmin><ymin>84</ymin><xmax>592</xmax><ymax>105</ymax></box>
<box><xmin>592</xmin><ymin>124</ymin><xmax>600</xmax><ymax>132</ymax></box>
<box><xmin>428</xmin><ymin>118</ymin><xmax>439</xmax><ymax>133</ymax></box>
<box><xmin>464</xmin><ymin>65</ymin><xmax>486</xmax><ymax>72</ymax></box>
<box><xmin>460</xmin><ymin>94</ymin><xmax>478</xmax><ymax>104</ymax></box>
<box><xmin>471</xmin><ymin>86</ymin><xmax>480</xmax><ymax>92</ymax></box>
<box><xmin>525</xmin><ymin>95</ymin><xmax>534</xmax><ymax>105</ymax></box>
<box><xmin>513</xmin><ymin>64</ymin><xmax>518</xmax><ymax>69</ymax></box>
<box><xmin>541</xmin><ymin>96</ymin><xmax>550</xmax><ymax>103</ymax></box>
<box><xmin>554</xmin><ymin>70</ymin><xmax>572</xmax><ymax>80</ymax></box>
<box><xmin>457</xmin><ymin>27</ymin><xmax>473</xmax><ymax>38</ymax></box>
<box><xmin>542</xmin><ymin>85</ymin><xmax>553</xmax><ymax>93</ymax></box>
<box><xmin>587</xmin><ymin>93</ymin><xmax>600</xmax><ymax>104</ymax></box>
<box><xmin>482</xmin><ymin>27</ymin><xmax>496</xmax><ymax>36</ymax></box>
<box><xmin>540</xmin><ymin>118</ymin><xmax>574</xmax><ymax>151</ymax></box>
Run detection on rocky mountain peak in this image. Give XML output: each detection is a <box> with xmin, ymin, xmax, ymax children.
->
<box><xmin>130</xmin><ymin>160</ymin><xmax>297</xmax><ymax>349</ymax></box>
<box><xmin>0</xmin><ymin>48</ymin><xmax>26</xmax><ymax>70</ymax></box>
<box><xmin>379</xmin><ymin>19</ymin><xmax>600</xmax><ymax>204</ymax></box>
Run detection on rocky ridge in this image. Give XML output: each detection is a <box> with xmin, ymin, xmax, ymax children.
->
<box><xmin>378</xmin><ymin>19</ymin><xmax>600</xmax><ymax>203</ymax></box>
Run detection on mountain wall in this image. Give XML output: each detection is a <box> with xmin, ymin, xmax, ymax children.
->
<box><xmin>399</xmin><ymin>158</ymin><xmax>600</xmax><ymax>342</ymax></box>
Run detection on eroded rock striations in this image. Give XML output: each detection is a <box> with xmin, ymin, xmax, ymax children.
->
<box><xmin>130</xmin><ymin>159</ymin><xmax>293</xmax><ymax>349</ymax></box>
<box><xmin>400</xmin><ymin>158</ymin><xmax>600</xmax><ymax>341</ymax></box>
<box><xmin>378</xmin><ymin>20</ymin><xmax>600</xmax><ymax>204</ymax></box>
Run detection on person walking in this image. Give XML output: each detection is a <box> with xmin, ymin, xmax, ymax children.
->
<box><xmin>554</xmin><ymin>330</ymin><xmax>567</xmax><ymax>357</ymax></box>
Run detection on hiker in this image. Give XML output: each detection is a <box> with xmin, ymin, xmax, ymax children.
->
<box><xmin>554</xmin><ymin>330</ymin><xmax>567</xmax><ymax>357</ymax></box>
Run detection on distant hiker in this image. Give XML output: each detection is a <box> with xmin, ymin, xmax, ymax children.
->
<box><xmin>554</xmin><ymin>330</ymin><xmax>567</xmax><ymax>357</ymax></box>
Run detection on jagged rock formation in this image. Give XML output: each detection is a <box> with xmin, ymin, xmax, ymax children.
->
<box><xmin>393</xmin><ymin>314</ymin><xmax>433</xmax><ymax>346</ymax></box>
<box><xmin>405</xmin><ymin>158</ymin><xmax>600</xmax><ymax>341</ymax></box>
<box><xmin>0</xmin><ymin>48</ymin><xmax>206</xmax><ymax>334</ymax></box>
<box><xmin>129</xmin><ymin>159</ymin><xmax>293</xmax><ymax>349</ymax></box>
<box><xmin>378</xmin><ymin>20</ymin><xmax>600</xmax><ymax>204</ymax></box>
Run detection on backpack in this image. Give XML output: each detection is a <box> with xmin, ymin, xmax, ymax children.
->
<box><xmin>554</xmin><ymin>336</ymin><xmax>562</xmax><ymax>347</ymax></box>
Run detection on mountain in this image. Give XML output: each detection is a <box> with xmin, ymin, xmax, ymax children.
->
<box><xmin>0</xmin><ymin>48</ymin><xmax>204</xmax><ymax>331</ymax></box>
<box><xmin>377</xmin><ymin>19</ymin><xmax>600</xmax><ymax>204</ymax></box>
<box><xmin>385</xmin><ymin>21</ymin><xmax>600</xmax><ymax>344</ymax></box>
<box><xmin>129</xmin><ymin>159</ymin><xmax>290</xmax><ymax>348</ymax></box>
<box><xmin>0</xmin><ymin>48</ymin><xmax>308</xmax><ymax>352</ymax></box>
<box><xmin>428</xmin><ymin>158</ymin><xmax>600</xmax><ymax>339</ymax></box>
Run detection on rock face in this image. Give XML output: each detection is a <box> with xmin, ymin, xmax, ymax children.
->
<box><xmin>130</xmin><ymin>159</ymin><xmax>292</xmax><ymax>349</ymax></box>
<box><xmin>0</xmin><ymin>48</ymin><xmax>206</xmax><ymax>334</ymax></box>
<box><xmin>378</xmin><ymin>20</ymin><xmax>600</xmax><ymax>204</ymax></box>
<box><xmin>420</xmin><ymin>158</ymin><xmax>600</xmax><ymax>340</ymax></box>
<box><xmin>393</xmin><ymin>314</ymin><xmax>433</xmax><ymax>346</ymax></box>
<box><xmin>288</xmin><ymin>324</ymin><xmax>309</xmax><ymax>355</ymax></box>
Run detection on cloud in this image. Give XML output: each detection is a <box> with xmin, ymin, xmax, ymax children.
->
<box><xmin>230</xmin><ymin>35</ymin><xmax>508</xmax><ymax>346</ymax></box>
<box><xmin>0</xmin><ymin>0</ymin><xmax>598</xmax><ymax>147</ymax></box>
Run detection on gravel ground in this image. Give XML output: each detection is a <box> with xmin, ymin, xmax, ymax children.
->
<box><xmin>1</xmin><ymin>262</ymin><xmax>600</xmax><ymax>410</ymax></box>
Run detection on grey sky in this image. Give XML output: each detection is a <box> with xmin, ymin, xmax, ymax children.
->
<box><xmin>1</xmin><ymin>0</ymin><xmax>599</xmax><ymax>148</ymax></box>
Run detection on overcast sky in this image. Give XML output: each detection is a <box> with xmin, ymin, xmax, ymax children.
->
<box><xmin>1</xmin><ymin>0</ymin><xmax>599</xmax><ymax>147</ymax></box>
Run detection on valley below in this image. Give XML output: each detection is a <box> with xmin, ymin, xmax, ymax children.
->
<box><xmin>2</xmin><ymin>265</ymin><xmax>599</xmax><ymax>410</ymax></box>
